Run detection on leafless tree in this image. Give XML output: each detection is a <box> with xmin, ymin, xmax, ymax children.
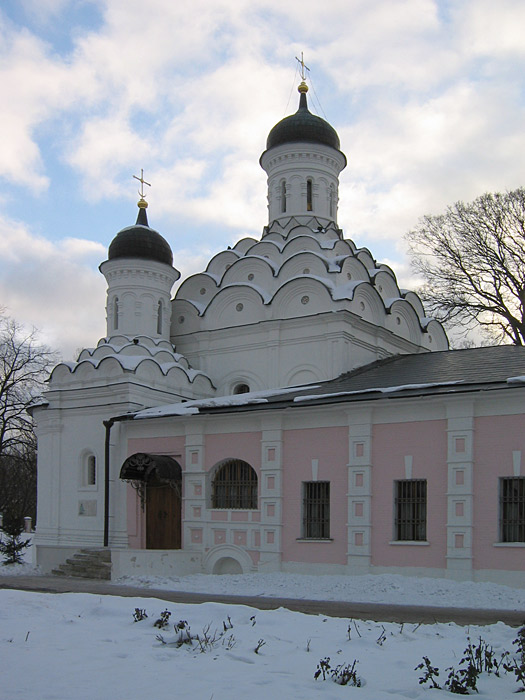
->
<box><xmin>406</xmin><ymin>188</ymin><xmax>525</xmax><ymax>345</ymax></box>
<box><xmin>0</xmin><ymin>313</ymin><xmax>56</xmax><ymax>527</ymax></box>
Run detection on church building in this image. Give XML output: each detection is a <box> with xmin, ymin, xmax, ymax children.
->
<box><xmin>31</xmin><ymin>78</ymin><xmax>525</xmax><ymax>586</ymax></box>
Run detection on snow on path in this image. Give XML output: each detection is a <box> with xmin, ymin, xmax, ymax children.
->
<box><xmin>113</xmin><ymin>571</ymin><xmax>525</xmax><ymax>611</ymax></box>
<box><xmin>2</xmin><ymin>559</ymin><xmax>525</xmax><ymax>610</ymax></box>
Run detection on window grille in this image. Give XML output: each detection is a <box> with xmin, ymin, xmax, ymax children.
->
<box><xmin>394</xmin><ymin>479</ymin><xmax>427</xmax><ymax>541</ymax></box>
<box><xmin>303</xmin><ymin>481</ymin><xmax>330</xmax><ymax>539</ymax></box>
<box><xmin>211</xmin><ymin>459</ymin><xmax>257</xmax><ymax>509</ymax></box>
<box><xmin>500</xmin><ymin>477</ymin><xmax>525</xmax><ymax>542</ymax></box>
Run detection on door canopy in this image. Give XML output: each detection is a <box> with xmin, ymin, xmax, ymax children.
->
<box><xmin>119</xmin><ymin>452</ymin><xmax>182</xmax><ymax>484</ymax></box>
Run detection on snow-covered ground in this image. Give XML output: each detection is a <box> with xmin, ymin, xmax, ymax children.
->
<box><xmin>113</xmin><ymin>571</ymin><xmax>525</xmax><ymax>610</ymax></box>
<box><xmin>3</xmin><ymin>541</ymin><xmax>525</xmax><ymax>698</ymax></box>
<box><xmin>2</xmin><ymin>586</ymin><xmax>524</xmax><ymax>699</ymax></box>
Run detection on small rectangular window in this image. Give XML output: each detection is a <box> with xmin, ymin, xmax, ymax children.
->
<box><xmin>500</xmin><ymin>477</ymin><xmax>525</xmax><ymax>542</ymax></box>
<box><xmin>394</xmin><ymin>479</ymin><xmax>427</xmax><ymax>541</ymax></box>
<box><xmin>302</xmin><ymin>481</ymin><xmax>330</xmax><ymax>539</ymax></box>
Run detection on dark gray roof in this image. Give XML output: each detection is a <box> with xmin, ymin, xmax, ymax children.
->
<box><xmin>107</xmin><ymin>207</ymin><xmax>173</xmax><ymax>266</ymax></box>
<box><xmin>271</xmin><ymin>345</ymin><xmax>525</xmax><ymax>406</ymax></box>
<box><xmin>130</xmin><ymin>346</ymin><xmax>525</xmax><ymax>422</ymax></box>
<box><xmin>262</xmin><ymin>91</ymin><xmax>345</xmax><ymax>162</ymax></box>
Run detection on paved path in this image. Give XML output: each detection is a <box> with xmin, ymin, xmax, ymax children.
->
<box><xmin>1</xmin><ymin>574</ymin><xmax>524</xmax><ymax>627</ymax></box>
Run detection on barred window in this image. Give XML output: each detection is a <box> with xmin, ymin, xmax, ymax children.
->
<box><xmin>394</xmin><ymin>479</ymin><xmax>427</xmax><ymax>541</ymax></box>
<box><xmin>303</xmin><ymin>481</ymin><xmax>330</xmax><ymax>539</ymax></box>
<box><xmin>500</xmin><ymin>477</ymin><xmax>525</xmax><ymax>542</ymax></box>
<box><xmin>211</xmin><ymin>459</ymin><xmax>257</xmax><ymax>509</ymax></box>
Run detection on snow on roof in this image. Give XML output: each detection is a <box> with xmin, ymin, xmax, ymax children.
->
<box><xmin>294</xmin><ymin>380</ymin><xmax>465</xmax><ymax>403</ymax></box>
<box><xmin>135</xmin><ymin>385</ymin><xmax>320</xmax><ymax>419</ymax></box>
<box><xmin>507</xmin><ymin>376</ymin><xmax>525</xmax><ymax>384</ymax></box>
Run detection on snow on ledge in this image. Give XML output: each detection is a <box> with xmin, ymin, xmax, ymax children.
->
<box><xmin>294</xmin><ymin>380</ymin><xmax>465</xmax><ymax>403</ymax></box>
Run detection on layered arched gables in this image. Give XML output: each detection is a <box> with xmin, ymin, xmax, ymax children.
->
<box><xmin>172</xmin><ymin>216</ymin><xmax>447</xmax><ymax>392</ymax></box>
<box><xmin>48</xmin><ymin>84</ymin><xmax>447</xmax><ymax>400</ymax></box>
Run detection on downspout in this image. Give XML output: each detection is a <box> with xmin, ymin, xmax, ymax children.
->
<box><xmin>103</xmin><ymin>418</ymin><xmax>115</xmax><ymax>547</ymax></box>
<box><xmin>102</xmin><ymin>413</ymin><xmax>135</xmax><ymax>548</ymax></box>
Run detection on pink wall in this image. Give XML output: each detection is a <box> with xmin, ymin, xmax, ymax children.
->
<box><xmin>281</xmin><ymin>426</ymin><xmax>348</xmax><ymax>565</ymax></box>
<box><xmin>127</xmin><ymin>435</ymin><xmax>185</xmax><ymax>458</ymax></box>
<box><xmin>204</xmin><ymin>432</ymin><xmax>262</xmax><ymax>471</ymax></box>
<box><xmin>371</xmin><ymin>420</ymin><xmax>447</xmax><ymax>569</ymax></box>
<box><xmin>473</xmin><ymin>415</ymin><xmax>525</xmax><ymax>572</ymax></box>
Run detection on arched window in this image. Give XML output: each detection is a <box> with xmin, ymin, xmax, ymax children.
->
<box><xmin>306</xmin><ymin>179</ymin><xmax>313</xmax><ymax>211</ymax></box>
<box><xmin>329</xmin><ymin>184</ymin><xmax>335</xmax><ymax>218</ymax></box>
<box><xmin>233</xmin><ymin>383</ymin><xmax>250</xmax><ymax>394</ymax></box>
<box><xmin>211</xmin><ymin>459</ymin><xmax>257</xmax><ymax>509</ymax></box>
<box><xmin>281</xmin><ymin>180</ymin><xmax>286</xmax><ymax>213</ymax></box>
<box><xmin>81</xmin><ymin>454</ymin><xmax>96</xmax><ymax>487</ymax></box>
<box><xmin>113</xmin><ymin>297</ymin><xmax>119</xmax><ymax>330</ymax></box>
<box><xmin>157</xmin><ymin>299</ymin><xmax>163</xmax><ymax>335</ymax></box>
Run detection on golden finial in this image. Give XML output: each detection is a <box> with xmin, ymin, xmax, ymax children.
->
<box><xmin>133</xmin><ymin>169</ymin><xmax>151</xmax><ymax>209</ymax></box>
<box><xmin>295</xmin><ymin>51</ymin><xmax>310</xmax><ymax>93</ymax></box>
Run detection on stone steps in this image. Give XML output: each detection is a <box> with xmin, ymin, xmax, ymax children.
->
<box><xmin>52</xmin><ymin>548</ymin><xmax>112</xmax><ymax>580</ymax></box>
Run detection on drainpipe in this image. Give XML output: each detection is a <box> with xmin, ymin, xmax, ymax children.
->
<box><xmin>102</xmin><ymin>412</ymin><xmax>137</xmax><ymax>548</ymax></box>
<box><xmin>103</xmin><ymin>418</ymin><xmax>115</xmax><ymax>547</ymax></box>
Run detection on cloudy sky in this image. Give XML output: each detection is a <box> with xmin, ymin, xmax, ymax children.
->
<box><xmin>1</xmin><ymin>0</ymin><xmax>525</xmax><ymax>358</ymax></box>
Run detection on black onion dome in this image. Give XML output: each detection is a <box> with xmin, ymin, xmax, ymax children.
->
<box><xmin>108</xmin><ymin>206</ymin><xmax>173</xmax><ymax>266</ymax></box>
<box><xmin>265</xmin><ymin>91</ymin><xmax>341</xmax><ymax>151</ymax></box>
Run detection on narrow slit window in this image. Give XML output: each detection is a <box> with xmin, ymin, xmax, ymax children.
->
<box><xmin>500</xmin><ymin>477</ymin><xmax>525</xmax><ymax>542</ymax></box>
<box><xmin>329</xmin><ymin>184</ymin><xmax>335</xmax><ymax>218</ymax></box>
<box><xmin>394</xmin><ymin>479</ymin><xmax>427</xmax><ymax>541</ymax></box>
<box><xmin>281</xmin><ymin>180</ymin><xmax>286</xmax><ymax>213</ymax></box>
<box><xmin>302</xmin><ymin>481</ymin><xmax>330</xmax><ymax>538</ymax></box>
<box><xmin>157</xmin><ymin>299</ymin><xmax>163</xmax><ymax>335</ymax></box>
<box><xmin>306</xmin><ymin>179</ymin><xmax>313</xmax><ymax>211</ymax></box>
<box><xmin>113</xmin><ymin>297</ymin><xmax>119</xmax><ymax>330</ymax></box>
<box><xmin>86</xmin><ymin>455</ymin><xmax>96</xmax><ymax>486</ymax></box>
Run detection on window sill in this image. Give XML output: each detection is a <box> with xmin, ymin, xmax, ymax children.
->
<box><xmin>296</xmin><ymin>538</ymin><xmax>333</xmax><ymax>542</ymax></box>
<box><xmin>210</xmin><ymin>508</ymin><xmax>259</xmax><ymax>511</ymax></box>
<box><xmin>493</xmin><ymin>542</ymin><xmax>525</xmax><ymax>548</ymax></box>
<box><xmin>389</xmin><ymin>540</ymin><xmax>430</xmax><ymax>546</ymax></box>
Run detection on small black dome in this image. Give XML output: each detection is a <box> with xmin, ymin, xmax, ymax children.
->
<box><xmin>265</xmin><ymin>91</ymin><xmax>341</xmax><ymax>151</ymax></box>
<box><xmin>108</xmin><ymin>207</ymin><xmax>173</xmax><ymax>266</ymax></box>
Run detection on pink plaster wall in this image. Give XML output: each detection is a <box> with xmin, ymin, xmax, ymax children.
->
<box><xmin>281</xmin><ymin>426</ymin><xmax>348</xmax><ymax>565</ymax></box>
<box><xmin>204</xmin><ymin>432</ymin><xmax>262</xmax><ymax>471</ymax></box>
<box><xmin>126</xmin><ymin>485</ymin><xmax>145</xmax><ymax>549</ymax></box>
<box><xmin>473</xmin><ymin>415</ymin><xmax>525</xmax><ymax>571</ymax></box>
<box><xmin>371</xmin><ymin>420</ymin><xmax>447</xmax><ymax>568</ymax></box>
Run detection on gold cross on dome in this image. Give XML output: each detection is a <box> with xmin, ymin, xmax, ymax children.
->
<box><xmin>133</xmin><ymin>169</ymin><xmax>151</xmax><ymax>199</ymax></box>
<box><xmin>295</xmin><ymin>52</ymin><xmax>310</xmax><ymax>81</ymax></box>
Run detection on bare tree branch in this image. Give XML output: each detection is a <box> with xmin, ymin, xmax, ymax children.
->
<box><xmin>406</xmin><ymin>188</ymin><xmax>525</xmax><ymax>345</ymax></box>
<box><xmin>0</xmin><ymin>312</ymin><xmax>57</xmax><ymax>527</ymax></box>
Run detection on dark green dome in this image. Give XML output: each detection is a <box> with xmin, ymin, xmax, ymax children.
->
<box><xmin>108</xmin><ymin>207</ymin><xmax>173</xmax><ymax>266</ymax></box>
<box><xmin>266</xmin><ymin>91</ymin><xmax>341</xmax><ymax>151</ymax></box>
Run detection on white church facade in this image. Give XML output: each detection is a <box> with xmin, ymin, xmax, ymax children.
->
<box><xmin>31</xmin><ymin>80</ymin><xmax>525</xmax><ymax>586</ymax></box>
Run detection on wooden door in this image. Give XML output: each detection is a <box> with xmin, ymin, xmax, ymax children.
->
<box><xmin>146</xmin><ymin>480</ymin><xmax>181</xmax><ymax>549</ymax></box>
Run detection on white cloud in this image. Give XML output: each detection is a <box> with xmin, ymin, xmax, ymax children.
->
<box><xmin>2</xmin><ymin>0</ymin><xmax>525</xmax><ymax>353</ymax></box>
<box><xmin>0</xmin><ymin>215</ymin><xmax>106</xmax><ymax>358</ymax></box>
